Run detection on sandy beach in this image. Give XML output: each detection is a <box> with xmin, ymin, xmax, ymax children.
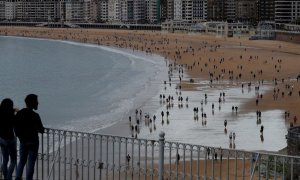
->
<box><xmin>1</xmin><ymin>26</ymin><xmax>300</xmax><ymax>142</ymax></box>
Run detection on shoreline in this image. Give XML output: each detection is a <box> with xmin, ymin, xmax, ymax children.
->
<box><xmin>1</xmin><ymin>27</ymin><xmax>300</xmax><ymax>152</ymax></box>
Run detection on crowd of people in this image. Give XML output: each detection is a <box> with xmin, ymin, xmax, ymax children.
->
<box><xmin>0</xmin><ymin>94</ymin><xmax>44</xmax><ymax>180</ymax></box>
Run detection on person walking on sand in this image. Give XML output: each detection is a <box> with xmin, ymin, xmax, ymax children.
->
<box><xmin>14</xmin><ymin>94</ymin><xmax>45</xmax><ymax>180</ymax></box>
<box><xmin>224</xmin><ymin>119</ymin><xmax>227</xmax><ymax>128</ymax></box>
<box><xmin>176</xmin><ymin>153</ymin><xmax>180</xmax><ymax>164</ymax></box>
<box><xmin>0</xmin><ymin>98</ymin><xmax>17</xmax><ymax>180</ymax></box>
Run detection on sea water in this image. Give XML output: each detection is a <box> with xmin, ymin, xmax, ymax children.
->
<box><xmin>0</xmin><ymin>36</ymin><xmax>167</xmax><ymax>132</ymax></box>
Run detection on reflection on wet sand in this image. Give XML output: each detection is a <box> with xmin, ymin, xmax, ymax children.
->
<box><xmin>129</xmin><ymin>69</ymin><xmax>287</xmax><ymax>151</ymax></box>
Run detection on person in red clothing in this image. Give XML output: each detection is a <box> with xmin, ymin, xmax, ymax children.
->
<box><xmin>14</xmin><ymin>94</ymin><xmax>44</xmax><ymax>180</ymax></box>
<box><xmin>0</xmin><ymin>98</ymin><xmax>17</xmax><ymax>180</ymax></box>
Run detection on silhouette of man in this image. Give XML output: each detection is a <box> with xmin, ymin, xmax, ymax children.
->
<box><xmin>15</xmin><ymin>94</ymin><xmax>44</xmax><ymax>180</ymax></box>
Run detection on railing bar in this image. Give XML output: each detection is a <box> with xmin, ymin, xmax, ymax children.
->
<box><xmin>138</xmin><ymin>140</ymin><xmax>141</xmax><ymax>180</ymax></box>
<box><xmin>205</xmin><ymin>147</ymin><xmax>207</xmax><ymax>179</ymax></box>
<box><xmin>64</xmin><ymin>132</ymin><xmax>66</xmax><ymax>180</ymax></box>
<box><xmin>106</xmin><ymin>136</ymin><xmax>108</xmax><ymax>180</ymax></box>
<box><xmin>282</xmin><ymin>157</ymin><xmax>285</xmax><ymax>180</ymax></box>
<box><xmin>94</xmin><ymin>135</ymin><xmax>96</xmax><ymax>180</ymax></box>
<box><xmin>125</xmin><ymin>138</ymin><xmax>128</xmax><ymax>180</ymax></box>
<box><xmin>226</xmin><ymin>150</ymin><xmax>229</xmax><ymax>180</ymax></box>
<box><xmin>183</xmin><ymin>145</ymin><xmax>186</xmax><ymax>179</ymax></box>
<box><xmin>58</xmin><ymin>131</ymin><xmax>61</xmax><ymax>180</ymax></box>
<box><xmin>266</xmin><ymin>155</ymin><xmax>269</xmax><ymax>180</ymax></box>
<box><xmin>242</xmin><ymin>152</ymin><xmax>245</xmax><ymax>180</ymax></box>
<box><xmin>81</xmin><ymin>133</ymin><xmax>84</xmax><ymax>180</ymax></box>
<box><xmin>52</xmin><ymin>131</ymin><xmax>55</xmax><ymax>180</ymax></box>
<box><xmin>132</xmin><ymin>139</ymin><xmax>134</xmax><ymax>180</ymax></box>
<box><xmin>118</xmin><ymin>138</ymin><xmax>121</xmax><ymax>180</ymax></box>
<box><xmin>112</xmin><ymin>137</ymin><xmax>115</xmax><ymax>180</ymax></box>
<box><xmin>151</xmin><ymin>141</ymin><xmax>154</xmax><ymax>180</ymax></box>
<box><xmin>69</xmin><ymin>133</ymin><xmax>72</xmax><ymax>180</ymax></box>
<box><xmin>88</xmin><ymin>134</ymin><xmax>90</xmax><ymax>180</ymax></box>
<box><xmin>197</xmin><ymin>147</ymin><xmax>200</xmax><ymax>180</ymax></box>
<box><xmin>234</xmin><ymin>151</ymin><xmax>237</xmax><ymax>180</ymax></box>
<box><xmin>291</xmin><ymin>158</ymin><xmax>294</xmax><ymax>180</ymax></box>
<box><xmin>212</xmin><ymin>148</ymin><xmax>214</xmax><ymax>180</ymax></box>
<box><xmin>274</xmin><ymin>156</ymin><xmax>277</xmax><ymax>180</ymax></box>
<box><xmin>190</xmin><ymin>147</ymin><xmax>193</xmax><ymax>180</ymax></box>
<box><xmin>47</xmin><ymin>130</ymin><xmax>50</xmax><ymax>178</ymax></box>
<box><xmin>99</xmin><ymin>135</ymin><xmax>102</xmax><ymax>180</ymax></box>
<box><xmin>169</xmin><ymin>143</ymin><xmax>171</xmax><ymax>179</ymax></box>
<box><xmin>219</xmin><ymin>149</ymin><xmax>222</xmax><ymax>180</ymax></box>
<box><xmin>144</xmin><ymin>140</ymin><xmax>148</xmax><ymax>180</ymax></box>
<box><xmin>257</xmin><ymin>154</ymin><xmax>260</xmax><ymax>180</ymax></box>
<box><xmin>42</xmin><ymin>132</ymin><xmax>44</xmax><ymax>180</ymax></box>
<box><xmin>75</xmin><ymin>133</ymin><xmax>78</xmax><ymax>180</ymax></box>
<box><xmin>176</xmin><ymin>144</ymin><xmax>179</xmax><ymax>180</ymax></box>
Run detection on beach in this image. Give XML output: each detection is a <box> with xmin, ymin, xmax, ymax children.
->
<box><xmin>1</xmin><ymin>27</ymin><xmax>300</xmax><ymax>150</ymax></box>
<box><xmin>2</xmin><ymin>26</ymin><xmax>300</xmax><ymax>179</ymax></box>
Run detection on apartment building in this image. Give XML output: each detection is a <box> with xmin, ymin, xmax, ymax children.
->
<box><xmin>0</xmin><ymin>1</ymin><xmax>5</xmax><ymax>20</ymax></box>
<box><xmin>174</xmin><ymin>0</ymin><xmax>206</xmax><ymax>23</ymax></box>
<box><xmin>108</xmin><ymin>0</ymin><xmax>120</xmax><ymax>22</ymax></box>
<box><xmin>207</xmin><ymin>0</ymin><xmax>225</xmax><ymax>21</ymax></box>
<box><xmin>166</xmin><ymin>0</ymin><xmax>174</xmax><ymax>20</ymax></box>
<box><xmin>225</xmin><ymin>0</ymin><xmax>235</xmax><ymax>22</ymax></box>
<box><xmin>258</xmin><ymin>0</ymin><xmax>274</xmax><ymax>22</ymax></box>
<box><xmin>65</xmin><ymin>0</ymin><xmax>84</xmax><ymax>22</ymax></box>
<box><xmin>183</xmin><ymin>0</ymin><xmax>193</xmax><ymax>22</ymax></box>
<box><xmin>133</xmin><ymin>0</ymin><xmax>145</xmax><ymax>23</ymax></box>
<box><xmin>174</xmin><ymin>0</ymin><xmax>183</xmax><ymax>20</ymax></box>
<box><xmin>192</xmin><ymin>0</ymin><xmax>207</xmax><ymax>22</ymax></box>
<box><xmin>236</xmin><ymin>0</ymin><xmax>257</xmax><ymax>24</ymax></box>
<box><xmin>145</xmin><ymin>0</ymin><xmax>159</xmax><ymax>24</ymax></box>
<box><xmin>99</xmin><ymin>0</ymin><xmax>108</xmax><ymax>22</ymax></box>
<box><xmin>5</xmin><ymin>1</ymin><xmax>15</xmax><ymax>20</ymax></box>
<box><xmin>83</xmin><ymin>0</ymin><xmax>91</xmax><ymax>22</ymax></box>
<box><xmin>90</xmin><ymin>0</ymin><xmax>100</xmax><ymax>22</ymax></box>
<box><xmin>275</xmin><ymin>0</ymin><xmax>300</xmax><ymax>24</ymax></box>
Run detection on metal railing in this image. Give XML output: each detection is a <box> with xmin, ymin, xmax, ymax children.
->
<box><xmin>1</xmin><ymin>127</ymin><xmax>300</xmax><ymax>180</ymax></box>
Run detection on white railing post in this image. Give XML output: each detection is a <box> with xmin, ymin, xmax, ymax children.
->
<box><xmin>159</xmin><ymin>131</ymin><xmax>165</xmax><ymax>180</ymax></box>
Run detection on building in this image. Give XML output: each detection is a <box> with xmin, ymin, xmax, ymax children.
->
<box><xmin>108</xmin><ymin>0</ymin><xmax>120</xmax><ymax>23</ymax></box>
<box><xmin>258</xmin><ymin>0</ymin><xmax>274</xmax><ymax>22</ymax></box>
<box><xmin>133</xmin><ymin>0</ymin><xmax>145</xmax><ymax>23</ymax></box>
<box><xmin>236</xmin><ymin>0</ymin><xmax>257</xmax><ymax>25</ymax></box>
<box><xmin>225</xmin><ymin>0</ymin><xmax>235</xmax><ymax>22</ymax></box>
<box><xmin>0</xmin><ymin>0</ymin><xmax>5</xmax><ymax>20</ymax></box>
<box><xmin>99</xmin><ymin>0</ymin><xmax>108</xmax><ymax>22</ymax></box>
<box><xmin>166</xmin><ymin>0</ymin><xmax>174</xmax><ymax>21</ymax></box>
<box><xmin>174</xmin><ymin>0</ymin><xmax>183</xmax><ymax>20</ymax></box>
<box><xmin>145</xmin><ymin>0</ymin><xmax>160</xmax><ymax>24</ymax></box>
<box><xmin>5</xmin><ymin>1</ymin><xmax>16</xmax><ymax>20</ymax></box>
<box><xmin>65</xmin><ymin>0</ymin><xmax>84</xmax><ymax>22</ymax></box>
<box><xmin>192</xmin><ymin>0</ymin><xmax>207</xmax><ymax>22</ymax></box>
<box><xmin>173</xmin><ymin>0</ymin><xmax>206</xmax><ymax>23</ymax></box>
<box><xmin>207</xmin><ymin>0</ymin><xmax>225</xmax><ymax>21</ymax></box>
<box><xmin>275</xmin><ymin>0</ymin><xmax>300</xmax><ymax>25</ymax></box>
<box><xmin>90</xmin><ymin>0</ymin><xmax>100</xmax><ymax>22</ymax></box>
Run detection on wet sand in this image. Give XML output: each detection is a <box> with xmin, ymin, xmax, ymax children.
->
<box><xmin>1</xmin><ymin>27</ymin><xmax>300</xmax><ymax>152</ymax></box>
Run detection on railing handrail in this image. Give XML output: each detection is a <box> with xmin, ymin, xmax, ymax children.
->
<box><xmin>45</xmin><ymin>127</ymin><xmax>299</xmax><ymax>159</ymax></box>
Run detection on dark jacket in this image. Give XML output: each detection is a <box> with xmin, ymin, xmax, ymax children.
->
<box><xmin>14</xmin><ymin>108</ymin><xmax>44</xmax><ymax>143</ymax></box>
<box><xmin>0</xmin><ymin>108</ymin><xmax>15</xmax><ymax>140</ymax></box>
